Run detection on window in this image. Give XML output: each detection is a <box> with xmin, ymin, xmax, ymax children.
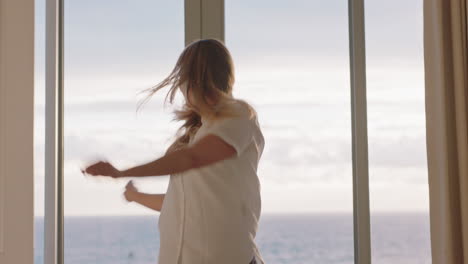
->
<box><xmin>226</xmin><ymin>1</ymin><xmax>354</xmax><ymax>263</ymax></box>
<box><xmin>42</xmin><ymin>0</ymin><xmax>431</xmax><ymax>263</ymax></box>
<box><xmin>35</xmin><ymin>0</ymin><xmax>46</xmax><ymax>262</ymax></box>
<box><xmin>43</xmin><ymin>0</ymin><xmax>184</xmax><ymax>263</ymax></box>
<box><xmin>365</xmin><ymin>0</ymin><xmax>431</xmax><ymax>262</ymax></box>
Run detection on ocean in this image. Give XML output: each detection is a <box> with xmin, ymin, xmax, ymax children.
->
<box><xmin>33</xmin><ymin>213</ymin><xmax>431</xmax><ymax>264</ymax></box>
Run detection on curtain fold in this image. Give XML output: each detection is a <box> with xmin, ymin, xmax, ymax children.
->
<box><xmin>424</xmin><ymin>0</ymin><xmax>468</xmax><ymax>263</ymax></box>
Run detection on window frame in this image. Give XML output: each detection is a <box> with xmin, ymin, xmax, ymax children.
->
<box><xmin>44</xmin><ymin>0</ymin><xmax>371</xmax><ymax>263</ymax></box>
<box><xmin>44</xmin><ymin>0</ymin><xmax>64</xmax><ymax>263</ymax></box>
<box><xmin>348</xmin><ymin>0</ymin><xmax>372</xmax><ymax>263</ymax></box>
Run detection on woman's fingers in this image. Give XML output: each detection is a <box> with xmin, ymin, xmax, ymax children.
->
<box><xmin>84</xmin><ymin>161</ymin><xmax>102</xmax><ymax>175</ymax></box>
<box><xmin>83</xmin><ymin>161</ymin><xmax>117</xmax><ymax>177</ymax></box>
<box><xmin>125</xmin><ymin>180</ymin><xmax>137</xmax><ymax>192</ymax></box>
<box><xmin>125</xmin><ymin>180</ymin><xmax>133</xmax><ymax>188</ymax></box>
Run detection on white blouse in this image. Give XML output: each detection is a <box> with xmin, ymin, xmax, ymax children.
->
<box><xmin>158</xmin><ymin>101</ymin><xmax>266</xmax><ymax>264</ymax></box>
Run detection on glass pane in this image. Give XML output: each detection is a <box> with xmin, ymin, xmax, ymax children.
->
<box><xmin>365</xmin><ymin>0</ymin><xmax>432</xmax><ymax>263</ymax></box>
<box><xmin>64</xmin><ymin>1</ymin><xmax>183</xmax><ymax>263</ymax></box>
<box><xmin>226</xmin><ymin>1</ymin><xmax>354</xmax><ymax>263</ymax></box>
<box><xmin>35</xmin><ymin>0</ymin><xmax>46</xmax><ymax>263</ymax></box>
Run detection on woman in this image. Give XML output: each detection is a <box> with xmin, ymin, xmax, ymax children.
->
<box><xmin>83</xmin><ymin>38</ymin><xmax>265</xmax><ymax>264</ymax></box>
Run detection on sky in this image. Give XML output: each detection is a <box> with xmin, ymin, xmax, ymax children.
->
<box><xmin>33</xmin><ymin>0</ymin><xmax>427</xmax><ymax>216</ymax></box>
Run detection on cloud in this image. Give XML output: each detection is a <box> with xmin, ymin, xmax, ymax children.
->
<box><xmin>368</xmin><ymin>135</ymin><xmax>428</xmax><ymax>168</ymax></box>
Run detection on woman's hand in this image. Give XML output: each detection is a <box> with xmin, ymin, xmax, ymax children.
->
<box><xmin>123</xmin><ymin>180</ymin><xmax>138</xmax><ymax>202</ymax></box>
<box><xmin>123</xmin><ymin>182</ymin><xmax>165</xmax><ymax>211</ymax></box>
<box><xmin>82</xmin><ymin>160</ymin><xmax>123</xmax><ymax>178</ymax></box>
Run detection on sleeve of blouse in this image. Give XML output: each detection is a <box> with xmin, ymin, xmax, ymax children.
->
<box><xmin>206</xmin><ymin>116</ymin><xmax>255</xmax><ymax>157</ymax></box>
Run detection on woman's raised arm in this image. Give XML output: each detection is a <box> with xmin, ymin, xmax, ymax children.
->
<box><xmin>83</xmin><ymin>134</ymin><xmax>236</xmax><ymax>178</ymax></box>
<box><xmin>119</xmin><ymin>134</ymin><xmax>236</xmax><ymax>177</ymax></box>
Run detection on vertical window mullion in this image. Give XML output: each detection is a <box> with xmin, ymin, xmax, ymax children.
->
<box><xmin>348</xmin><ymin>0</ymin><xmax>372</xmax><ymax>263</ymax></box>
<box><xmin>44</xmin><ymin>0</ymin><xmax>64</xmax><ymax>263</ymax></box>
<box><xmin>201</xmin><ymin>0</ymin><xmax>224</xmax><ymax>41</ymax></box>
<box><xmin>185</xmin><ymin>0</ymin><xmax>202</xmax><ymax>46</ymax></box>
<box><xmin>185</xmin><ymin>0</ymin><xmax>224</xmax><ymax>45</ymax></box>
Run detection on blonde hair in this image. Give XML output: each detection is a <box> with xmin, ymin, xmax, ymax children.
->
<box><xmin>136</xmin><ymin>38</ymin><xmax>256</xmax><ymax>154</ymax></box>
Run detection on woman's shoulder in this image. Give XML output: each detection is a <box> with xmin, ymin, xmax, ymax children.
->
<box><xmin>208</xmin><ymin>98</ymin><xmax>259</xmax><ymax>127</ymax></box>
<box><xmin>230</xmin><ymin>98</ymin><xmax>258</xmax><ymax>120</ymax></box>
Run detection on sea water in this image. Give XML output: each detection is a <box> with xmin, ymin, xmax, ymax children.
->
<box><xmin>34</xmin><ymin>213</ymin><xmax>431</xmax><ymax>264</ymax></box>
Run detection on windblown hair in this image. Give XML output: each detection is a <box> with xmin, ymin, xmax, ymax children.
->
<box><xmin>135</xmin><ymin>38</ymin><xmax>256</xmax><ymax>154</ymax></box>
